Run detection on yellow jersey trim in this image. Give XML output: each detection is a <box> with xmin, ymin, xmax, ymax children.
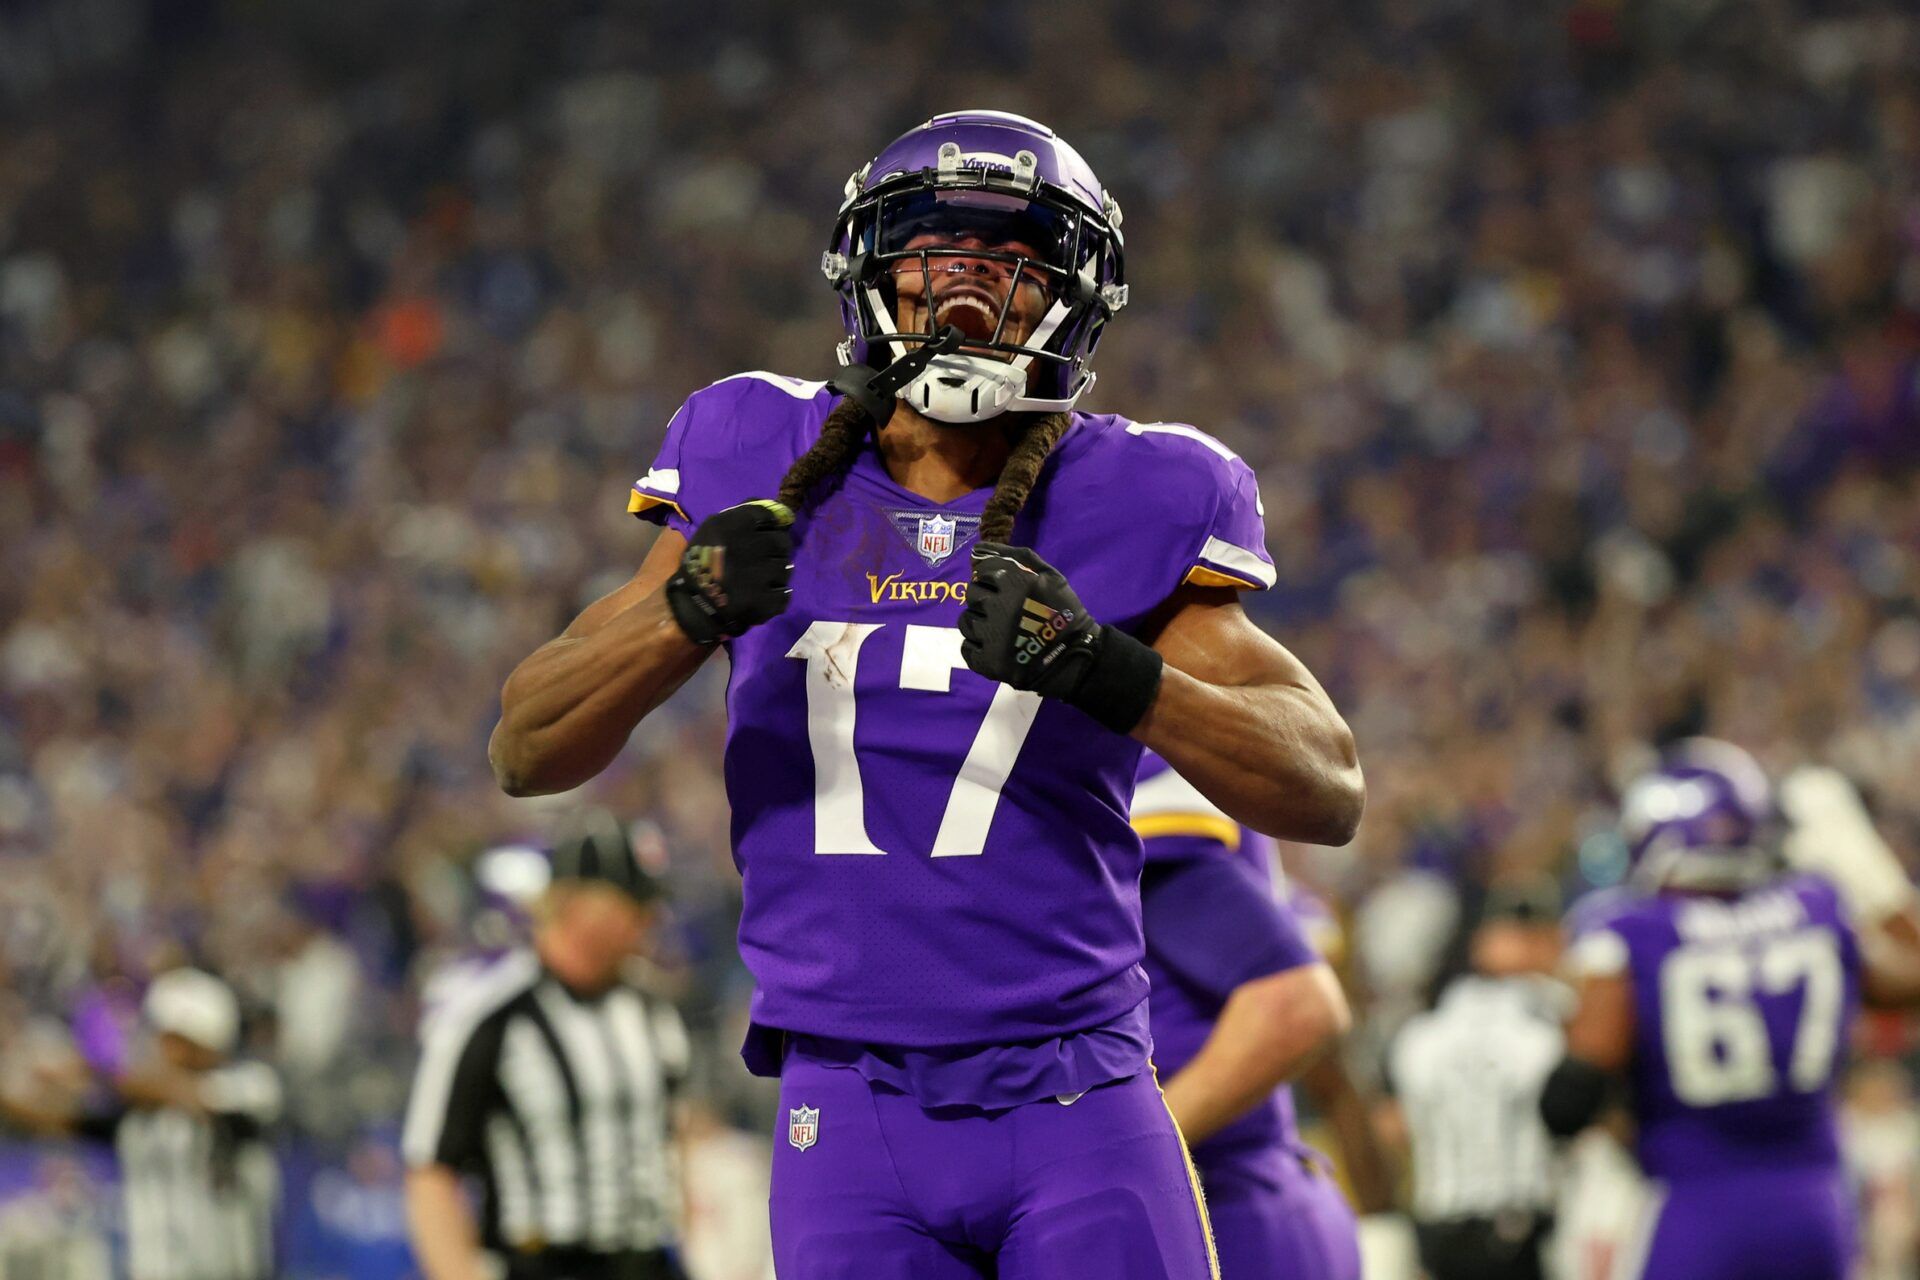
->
<box><xmin>1183</xmin><ymin>564</ymin><xmax>1264</xmax><ymax>591</ymax></box>
<box><xmin>1307</xmin><ymin>924</ymin><xmax>1347</xmax><ymax>968</ymax></box>
<box><xmin>1131</xmin><ymin>812</ymin><xmax>1241</xmax><ymax>848</ymax></box>
<box><xmin>628</xmin><ymin>490</ymin><xmax>687</xmax><ymax>520</ymax></box>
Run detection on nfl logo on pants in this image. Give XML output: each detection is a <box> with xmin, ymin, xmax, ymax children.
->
<box><xmin>788</xmin><ymin>1106</ymin><xmax>819</xmax><ymax>1152</ymax></box>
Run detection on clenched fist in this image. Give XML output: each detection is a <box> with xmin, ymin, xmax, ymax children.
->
<box><xmin>959</xmin><ymin>542</ymin><xmax>1164</xmax><ymax>734</ymax></box>
<box><xmin>665</xmin><ymin>500</ymin><xmax>795</xmax><ymax>646</ymax></box>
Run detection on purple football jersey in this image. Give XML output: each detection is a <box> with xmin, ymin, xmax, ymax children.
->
<box><xmin>1132</xmin><ymin>751</ymin><xmax>1324</xmax><ymax>1183</ymax></box>
<box><xmin>1567</xmin><ymin>874</ymin><xmax>1862</xmax><ymax>1180</ymax></box>
<box><xmin>630</xmin><ymin>374</ymin><xmax>1272</xmax><ymax>1107</ymax></box>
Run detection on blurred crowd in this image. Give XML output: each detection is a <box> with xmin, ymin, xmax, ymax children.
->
<box><xmin>0</xmin><ymin>0</ymin><xmax>1918</xmax><ymax>1263</ymax></box>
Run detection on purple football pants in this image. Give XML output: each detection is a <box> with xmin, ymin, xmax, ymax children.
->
<box><xmin>769</xmin><ymin>1057</ymin><xmax>1218</xmax><ymax>1279</ymax></box>
<box><xmin>1202</xmin><ymin>1156</ymin><xmax>1360</xmax><ymax>1280</ymax></box>
<box><xmin>1623</xmin><ymin>1167</ymin><xmax>1853</xmax><ymax>1280</ymax></box>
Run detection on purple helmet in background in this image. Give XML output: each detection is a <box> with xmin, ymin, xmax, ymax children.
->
<box><xmin>822</xmin><ymin>110</ymin><xmax>1127</xmax><ymax>423</ymax></box>
<box><xmin>470</xmin><ymin>841</ymin><xmax>551</xmax><ymax>952</ymax></box>
<box><xmin>1620</xmin><ymin>738</ymin><xmax>1777</xmax><ymax>892</ymax></box>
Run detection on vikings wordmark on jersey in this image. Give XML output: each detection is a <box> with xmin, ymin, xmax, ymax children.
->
<box><xmin>865</xmin><ymin>572</ymin><xmax>968</xmax><ymax>605</ymax></box>
<box><xmin>629</xmin><ymin>372</ymin><xmax>1272</xmax><ymax>1103</ymax></box>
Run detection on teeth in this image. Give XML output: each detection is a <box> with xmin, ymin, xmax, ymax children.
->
<box><xmin>936</xmin><ymin>295</ymin><xmax>995</xmax><ymax>319</ymax></box>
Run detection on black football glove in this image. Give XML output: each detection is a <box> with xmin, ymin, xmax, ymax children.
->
<box><xmin>665</xmin><ymin>500</ymin><xmax>795</xmax><ymax>646</ymax></box>
<box><xmin>958</xmin><ymin>542</ymin><xmax>1164</xmax><ymax>734</ymax></box>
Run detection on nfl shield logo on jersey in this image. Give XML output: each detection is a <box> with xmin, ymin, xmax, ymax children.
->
<box><xmin>788</xmin><ymin>1105</ymin><xmax>820</xmax><ymax>1151</ymax></box>
<box><xmin>886</xmin><ymin>509</ymin><xmax>981</xmax><ymax>567</ymax></box>
<box><xmin>917</xmin><ymin>514</ymin><xmax>957</xmax><ymax>566</ymax></box>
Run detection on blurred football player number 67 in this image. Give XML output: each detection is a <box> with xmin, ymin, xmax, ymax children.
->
<box><xmin>488</xmin><ymin>110</ymin><xmax>1363</xmax><ymax>1279</ymax></box>
<box><xmin>1543</xmin><ymin>742</ymin><xmax>1920</xmax><ymax>1280</ymax></box>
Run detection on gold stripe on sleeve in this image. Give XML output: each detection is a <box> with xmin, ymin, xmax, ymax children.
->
<box><xmin>628</xmin><ymin>491</ymin><xmax>687</xmax><ymax>519</ymax></box>
<box><xmin>1130</xmin><ymin>813</ymin><xmax>1242</xmax><ymax>849</ymax></box>
<box><xmin>1183</xmin><ymin>564</ymin><xmax>1264</xmax><ymax>591</ymax></box>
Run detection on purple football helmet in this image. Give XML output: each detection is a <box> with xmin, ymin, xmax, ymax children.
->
<box><xmin>1620</xmin><ymin>738</ymin><xmax>1777</xmax><ymax>891</ymax></box>
<box><xmin>823</xmin><ymin>110</ymin><xmax>1127</xmax><ymax>423</ymax></box>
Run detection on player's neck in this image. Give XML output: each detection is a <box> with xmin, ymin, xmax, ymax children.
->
<box><xmin>875</xmin><ymin>403</ymin><xmax>1014</xmax><ymax>502</ymax></box>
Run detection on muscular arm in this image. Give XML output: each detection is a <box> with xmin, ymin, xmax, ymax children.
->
<box><xmin>1137</xmin><ymin>587</ymin><xmax>1363</xmax><ymax>845</ymax></box>
<box><xmin>1563</xmin><ymin>971</ymin><xmax>1636</xmax><ymax>1073</ymax></box>
<box><xmin>113</xmin><ymin>1061</ymin><xmax>208</xmax><ymax>1115</ymax></box>
<box><xmin>0</xmin><ymin>1083</ymin><xmax>78</xmax><ymax>1137</ymax></box>
<box><xmin>1163</xmin><ymin>963</ymin><xmax>1350</xmax><ymax>1144</ymax></box>
<box><xmin>1860</xmin><ymin>907</ymin><xmax>1920</xmax><ymax>1008</ymax></box>
<box><xmin>1541</xmin><ymin>968</ymin><xmax>1635</xmax><ymax>1138</ymax></box>
<box><xmin>406</xmin><ymin>1165</ymin><xmax>490</xmax><ymax>1280</ymax></box>
<box><xmin>489</xmin><ymin>531</ymin><xmax>711</xmax><ymax>796</ymax></box>
<box><xmin>1297</xmin><ymin>1050</ymin><xmax>1400</xmax><ymax>1214</ymax></box>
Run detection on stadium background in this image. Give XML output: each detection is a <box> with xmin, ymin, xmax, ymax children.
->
<box><xmin>1</xmin><ymin>0</ymin><xmax>1917</xmax><ymax>1275</ymax></box>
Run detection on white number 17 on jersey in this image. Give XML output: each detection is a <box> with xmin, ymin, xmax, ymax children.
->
<box><xmin>787</xmin><ymin>621</ymin><xmax>1042</xmax><ymax>857</ymax></box>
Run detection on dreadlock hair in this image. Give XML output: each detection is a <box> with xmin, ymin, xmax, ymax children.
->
<box><xmin>978</xmin><ymin>411</ymin><xmax>1072</xmax><ymax>542</ymax></box>
<box><xmin>775</xmin><ymin>396</ymin><xmax>1074</xmax><ymax>544</ymax></box>
<box><xmin>776</xmin><ymin>396</ymin><xmax>871</xmax><ymax>514</ymax></box>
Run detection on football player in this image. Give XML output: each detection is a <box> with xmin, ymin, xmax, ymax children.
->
<box><xmin>1542</xmin><ymin>740</ymin><xmax>1920</xmax><ymax>1280</ymax></box>
<box><xmin>488</xmin><ymin>111</ymin><xmax>1363</xmax><ymax>1279</ymax></box>
<box><xmin>1133</xmin><ymin>751</ymin><xmax>1363</xmax><ymax>1279</ymax></box>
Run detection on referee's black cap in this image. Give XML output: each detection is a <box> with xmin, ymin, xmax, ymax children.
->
<box><xmin>549</xmin><ymin>809</ymin><xmax>668</xmax><ymax>903</ymax></box>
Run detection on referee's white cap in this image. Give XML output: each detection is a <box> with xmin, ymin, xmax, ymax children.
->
<box><xmin>144</xmin><ymin>968</ymin><xmax>240</xmax><ymax>1055</ymax></box>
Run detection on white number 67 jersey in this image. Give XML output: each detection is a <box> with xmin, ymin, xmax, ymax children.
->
<box><xmin>1565</xmin><ymin>875</ymin><xmax>1862</xmax><ymax>1182</ymax></box>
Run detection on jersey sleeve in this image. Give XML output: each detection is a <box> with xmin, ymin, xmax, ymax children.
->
<box><xmin>627</xmin><ymin>395</ymin><xmax>702</xmax><ymax>538</ymax></box>
<box><xmin>1287</xmin><ymin>887</ymin><xmax>1346</xmax><ymax>964</ymax></box>
<box><xmin>1792</xmin><ymin>873</ymin><xmax>1864</xmax><ymax>981</ymax></box>
<box><xmin>627</xmin><ymin>372</ymin><xmax>831</xmax><ymax>538</ymax></box>
<box><xmin>1131</xmin><ymin>749</ymin><xmax>1241</xmax><ymax>862</ymax></box>
<box><xmin>1141</xmin><ymin>856</ymin><xmax>1320</xmax><ymax>1000</ymax></box>
<box><xmin>1562</xmin><ymin>889</ymin><xmax>1635</xmax><ymax>980</ymax></box>
<box><xmin>1124</xmin><ymin>422</ymin><xmax>1275</xmax><ymax>593</ymax></box>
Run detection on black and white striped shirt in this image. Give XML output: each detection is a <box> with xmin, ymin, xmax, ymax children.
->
<box><xmin>109</xmin><ymin>1062</ymin><xmax>282</xmax><ymax>1280</ymax></box>
<box><xmin>1389</xmin><ymin>975</ymin><xmax>1565</xmax><ymax>1223</ymax></box>
<box><xmin>401</xmin><ymin>950</ymin><xmax>690</xmax><ymax>1256</ymax></box>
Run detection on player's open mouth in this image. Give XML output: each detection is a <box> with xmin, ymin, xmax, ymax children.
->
<box><xmin>933</xmin><ymin>287</ymin><xmax>1012</xmax><ymax>343</ymax></box>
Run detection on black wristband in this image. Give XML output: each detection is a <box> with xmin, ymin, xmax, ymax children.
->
<box><xmin>1540</xmin><ymin>1056</ymin><xmax>1611</xmax><ymax>1138</ymax></box>
<box><xmin>1067</xmin><ymin>625</ymin><xmax>1165</xmax><ymax>734</ymax></box>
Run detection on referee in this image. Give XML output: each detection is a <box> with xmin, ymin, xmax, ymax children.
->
<box><xmin>0</xmin><ymin>967</ymin><xmax>281</xmax><ymax>1280</ymax></box>
<box><xmin>404</xmin><ymin>811</ymin><xmax>690</xmax><ymax>1280</ymax></box>
<box><xmin>1383</xmin><ymin>879</ymin><xmax>1567</xmax><ymax>1280</ymax></box>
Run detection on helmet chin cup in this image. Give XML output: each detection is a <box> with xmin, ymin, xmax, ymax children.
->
<box><xmin>898</xmin><ymin>353</ymin><xmax>1025</xmax><ymax>424</ymax></box>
